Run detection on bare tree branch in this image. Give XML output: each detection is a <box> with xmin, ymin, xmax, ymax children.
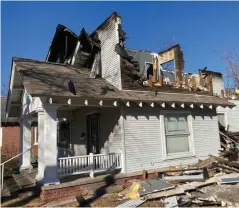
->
<box><xmin>222</xmin><ymin>50</ymin><xmax>239</xmax><ymax>89</ymax></box>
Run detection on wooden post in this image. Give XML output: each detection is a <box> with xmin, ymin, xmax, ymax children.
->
<box><xmin>174</xmin><ymin>47</ymin><xmax>182</xmax><ymax>86</ymax></box>
<box><xmin>89</xmin><ymin>153</ymin><xmax>94</xmax><ymax>178</ymax></box>
<box><xmin>208</xmin><ymin>74</ymin><xmax>213</xmax><ymax>95</ymax></box>
<box><xmin>192</xmin><ymin>76</ymin><xmax>196</xmax><ymax>92</ymax></box>
<box><xmin>148</xmin><ymin>75</ymin><xmax>153</xmax><ymax>87</ymax></box>
<box><xmin>142</xmin><ymin>169</ymin><xmax>148</xmax><ymax>180</ymax></box>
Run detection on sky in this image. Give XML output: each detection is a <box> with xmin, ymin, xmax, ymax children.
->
<box><xmin>1</xmin><ymin>1</ymin><xmax>239</xmax><ymax>95</ymax></box>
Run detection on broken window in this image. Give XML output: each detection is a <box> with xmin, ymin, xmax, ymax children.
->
<box><xmin>164</xmin><ymin>114</ymin><xmax>190</xmax><ymax>154</ymax></box>
<box><xmin>57</xmin><ymin>120</ymin><xmax>71</xmax><ymax>148</ymax></box>
<box><xmin>146</xmin><ymin>63</ymin><xmax>153</xmax><ymax>80</ymax></box>
<box><xmin>161</xmin><ymin>60</ymin><xmax>174</xmax><ymax>71</ymax></box>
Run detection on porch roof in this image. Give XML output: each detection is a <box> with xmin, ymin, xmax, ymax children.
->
<box><xmin>13</xmin><ymin>57</ymin><xmax>127</xmax><ymax>100</ymax></box>
<box><xmin>11</xmin><ymin>57</ymin><xmax>234</xmax><ymax>109</ymax></box>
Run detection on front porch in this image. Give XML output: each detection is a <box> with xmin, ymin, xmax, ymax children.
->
<box><xmin>18</xmin><ymin>97</ymin><xmax>125</xmax><ymax>186</ymax></box>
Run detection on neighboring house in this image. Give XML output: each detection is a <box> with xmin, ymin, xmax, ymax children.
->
<box><xmin>1</xmin><ymin>97</ymin><xmax>38</xmax><ymax>160</ymax></box>
<box><xmin>5</xmin><ymin>12</ymin><xmax>234</xmax><ymax>186</ymax></box>
<box><xmin>1</xmin><ymin>97</ymin><xmax>20</xmax><ymax>159</ymax></box>
<box><xmin>217</xmin><ymin>100</ymin><xmax>239</xmax><ymax>132</ymax></box>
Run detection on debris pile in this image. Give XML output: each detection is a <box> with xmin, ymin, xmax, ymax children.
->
<box><xmin>219</xmin><ymin>129</ymin><xmax>239</xmax><ymax>161</ymax></box>
<box><xmin>117</xmin><ymin>154</ymin><xmax>239</xmax><ymax>207</ymax></box>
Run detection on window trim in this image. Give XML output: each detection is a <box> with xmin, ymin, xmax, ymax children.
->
<box><xmin>160</xmin><ymin>110</ymin><xmax>195</xmax><ymax>160</ymax></box>
<box><xmin>57</xmin><ymin>118</ymin><xmax>72</xmax><ymax>148</ymax></box>
<box><xmin>33</xmin><ymin>126</ymin><xmax>38</xmax><ymax>145</ymax></box>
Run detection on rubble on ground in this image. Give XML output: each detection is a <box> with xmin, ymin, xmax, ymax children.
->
<box><xmin>116</xmin><ymin>134</ymin><xmax>239</xmax><ymax>207</ymax></box>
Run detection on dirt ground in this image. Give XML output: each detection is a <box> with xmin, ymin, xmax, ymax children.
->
<box><xmin>1</xmin><ymin>192</ymin><xmax>165</xmax><ymax>207</ymax></box>
<box><xmin>60</xmin><ymin>194</ymin><xmax>164</xmax><ymax>207</ymax></box>
<box><xmin>1</xmin><ymin>196</ymin><xmax>49</xmax><ymax>207</ymax></box>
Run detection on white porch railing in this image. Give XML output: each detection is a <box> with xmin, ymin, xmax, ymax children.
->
<box><xmin>58</xmin><ymin>152</ymin><xmax>122</xmax><ymax>178</ymax></box>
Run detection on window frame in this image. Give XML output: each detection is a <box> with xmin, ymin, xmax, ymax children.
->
<box><xmin>160</xmin><ymin>110</ymin><xmax>195</xmax><ymax>160</ymax></box>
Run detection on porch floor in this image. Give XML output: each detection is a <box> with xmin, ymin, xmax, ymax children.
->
<box><xmin>20</xmin><ymin>166</ymin><xmax>161</xmax><ymax>191</ymax></box>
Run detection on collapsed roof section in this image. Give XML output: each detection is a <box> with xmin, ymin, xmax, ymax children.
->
<box><xmin>46</xmin><ymin>24</ymin><xmax>101</xmax><ymax>71</ymax></box>
<box><xmin>45</xmin><ymin>12</ymin><xmax>225</xmax><ymax>97</ymax></box>
<box><xmin>46</xmin><ymin>24</ymin><xmax>78</xmax><ymax>64</ymax></box>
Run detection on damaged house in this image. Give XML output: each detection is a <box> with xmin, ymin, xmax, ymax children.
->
<box><xmin>5</xmin><ymin>12</ymin><xmax>235</xmax><ymax>191</ymax></box>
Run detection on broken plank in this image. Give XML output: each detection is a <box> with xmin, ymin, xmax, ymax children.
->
<box><xmin>209</xmin><ymin>155</ymin><xmax>239</xmax><ymax>169</ymax></box>
<box><xmin>220</xmin><ymin>177</ymin><xmax>239</xmax><ymax>184</ymax></box>
<box><xmin>164</xmin><ymin>196</ymin><xmax>178</xmax><ymax>208</ymax></box>
<box><xmin>143</xmin><ymin>188</ymin><xmax>185</xmax><ymax>200</ymax></box>
<box><xmin>117</xmin><ymin>199</ymin><xmax>146</xmax><ymax>208</ymax></box>
<box><xmin>163</xmin><ymin>174</ymin><xmax>204</xmax><ymax>182</ymax></box>
<box><xmin>212</xmin><ymin>163</ymin><xmax>239</xmax><ymax>173</ymax></box>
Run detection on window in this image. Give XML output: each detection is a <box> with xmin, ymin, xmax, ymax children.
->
<box><xmin>57</xmin><ymin>120</ymin><xmax>71</xmax><ymax>148</ymax></box>
<box><xmin>161</xmin><ymin>112</ymin><xmax>194</xmax><ymax>159</ymax></box>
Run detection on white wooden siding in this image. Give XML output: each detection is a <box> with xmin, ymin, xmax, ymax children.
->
<box><xmin>123</xmin><ymin>106</ymin><xmax>220</xmax><ymax>173</ymax></box>
<box><xmin>97</xmin><ymin>18</ymin><xmax>122</xmax><ymax>89</ymax></box>
<box><xmin>212</xmin><ymin>76</ymin><xmax>224</xmax><ymax>96</ymax></box>
<box><xmin>99</xmin><ymin>108</ymin><xmax>122</xmax><ymax>154</ymax></box>
<box><xmin>192</xmin><ymin>110</ymin><xmax>220</xmax><ymax>158</ymax></box>
<box><xmin>217</xmin><ymin>100</ymin><xmax>239</xmax><ymax>132</ymax></box>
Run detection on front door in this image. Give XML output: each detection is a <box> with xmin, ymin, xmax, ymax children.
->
<box><xmin>87</xmin><ymin>113</ymin><xmax>100</xmax><ymax>154</ymax></box>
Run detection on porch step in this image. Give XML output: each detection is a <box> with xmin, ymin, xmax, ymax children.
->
<box><xmin>1</xmin><ymin>175</ymin><xmax>20</xmax><ymax>197</ymax></box>
<box><xmin>1</xmin><ymin>173</ymin><xmax>37</xmax><ymax>201</ymax></box>
<box><xmin>20</xmin><ymin>169</ymin><xmax>38</xmax><ymax>184</ymax></box>
<box><xmin>12</xmin><ymin>173</ymin><xmax>35</xmax><ymax>189</ymax></box>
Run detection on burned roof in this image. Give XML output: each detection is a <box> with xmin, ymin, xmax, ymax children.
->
<box><xmin>158</xmin><ymin>44</ymin><xmax>180</xmax><ymax>54</ymax></box>
<box><xmin>90</xmin><ymin>12</ymin><xmax>119</xmax><ymax>38</ymax></box>
<box><xmin>46</xmin><ymin>24</ymin><xmax>78</xmax><ymax>63</ymax></box>
<box><xmin>199</xmin><ymin>69</ymin><xmax>223</xmax><ymax>77</ymax></box>
<box><xmin>12</xmin><ymin>57</ymin><xmax>234</xmax><ymax>107</ymax></box>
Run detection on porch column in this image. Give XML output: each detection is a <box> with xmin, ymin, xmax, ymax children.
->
<box><xmin>19</xmin><ymin>116</ymin><xmax>33</xmax><ymax>171</ymax></box>
<box><xmin>35</xmin><ymin>110</ymin><xmax>45</xmax><ymax>181</ymax></box>
<box><xmin>17</xmin><ymin>119</ymin><xmax>23</xmax><ymax>168</ymax></box>
<box><xmin>42</xmin><ymin>106</ymin><xmax>59</xmax><ymax>185</ymax></box>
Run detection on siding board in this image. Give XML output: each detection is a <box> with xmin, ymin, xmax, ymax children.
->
<box><xmin>98</xmin><ymin>19</ymin><xmax>121</xmax><ymax>89</ymax></box>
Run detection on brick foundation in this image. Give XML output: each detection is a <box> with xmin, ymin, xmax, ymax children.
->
<box><xmin>40</xmin><ymin>172</ymin><xmax>157</xmax><ymax>201</ymax></box>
